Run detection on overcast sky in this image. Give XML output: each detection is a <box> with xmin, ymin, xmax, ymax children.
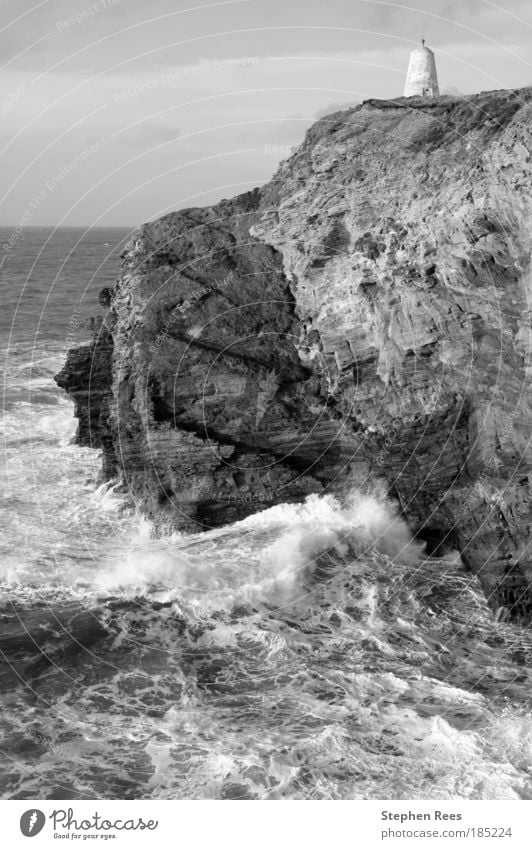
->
<box><xmin>1</xmin><ymin>0</ymin><xmax>532</xmax><ymax>226</ymax></box>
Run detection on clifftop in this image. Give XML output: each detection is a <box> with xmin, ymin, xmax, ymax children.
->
<box><xmin>56</xmin><ymin>87</ymin><xmax>532</xmax><ymax>622</ymax></box>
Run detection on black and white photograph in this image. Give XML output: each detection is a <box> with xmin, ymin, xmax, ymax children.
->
<box><xmin>1</xmin><ymin>0</ymin><xmax>532</xmax><ymax>841</ymax></box>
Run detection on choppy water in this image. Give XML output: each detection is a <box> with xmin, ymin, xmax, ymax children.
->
<box><xmin>1</xmin><ymin>228</ymin><xmax>532</xmax><ymax>801</ymax></box>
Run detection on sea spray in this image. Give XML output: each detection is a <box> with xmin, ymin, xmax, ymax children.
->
<box><xmin>97</xmin><ymin>490</ymin><xmax>424</xmax><ymax>608</ymax></box>
<box><xmin>3</xmin><ymin>483</ymin><xmax>532</xmax><ymax>798</ymax></box>
<box><xmin>3</xmin><ymin>374</ymin><xmax>532</xmax><ymax>800</ymax></box>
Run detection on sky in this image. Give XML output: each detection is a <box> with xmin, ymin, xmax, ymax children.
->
<box><xmin>1</xmin><ymin>0</ymin><xmax>532</xmax><ymax>226</ymax></box>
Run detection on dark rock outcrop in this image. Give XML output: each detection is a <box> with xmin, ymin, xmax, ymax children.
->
<box><xmin>55</xmin><ymin>318</ymin><xmax>117</xmax><ymax>480</ymax></box>
<box><xmin>56</xmin><ymin>88</ymin><xmax>532</xmax><ymax>622</ymax></box>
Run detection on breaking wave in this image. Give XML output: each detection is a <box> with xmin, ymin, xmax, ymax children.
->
<box><xmin>2</xmin><ymin>341</ymin><xmax>532</xmax><ymax>801</ymax></box>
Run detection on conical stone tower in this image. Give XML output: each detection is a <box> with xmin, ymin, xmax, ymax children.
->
<box><xmin>404</xmin><ymin>39</ymin><xmax>439</xmax><ymax>97</ymax></box>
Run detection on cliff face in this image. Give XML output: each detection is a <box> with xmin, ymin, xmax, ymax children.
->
<box><xmin>56</xmin><ymin>88</ymin><xmax>532</xmax><ymax>621</ymax></box>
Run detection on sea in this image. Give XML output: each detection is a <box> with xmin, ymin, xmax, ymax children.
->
<box><xmin>1</xmin><ymin>226</ymin><xmax>532</xmax><ymax>801</ymax></box>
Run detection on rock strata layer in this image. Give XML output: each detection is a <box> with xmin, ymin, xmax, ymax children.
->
<box><xmin>56</xmin><ymin>88</ymin><xmax>532</xmax><ymax>622</ymax></box>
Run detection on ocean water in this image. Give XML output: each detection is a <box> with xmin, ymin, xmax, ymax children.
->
<box><xmin>1</xmin><ymin>227</ymin><xmax>532</xmax><ymax>801</ymax></box>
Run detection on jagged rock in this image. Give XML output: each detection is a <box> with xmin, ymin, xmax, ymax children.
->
<box><xmin>55</xmin><ymin>317</ymin><xmax>116</xmax><ymax>480</ymax></box>
<box><xmin>56</xmin><ymin>88</ymin><xmax>532</xmax><ymax>622</ymax></box>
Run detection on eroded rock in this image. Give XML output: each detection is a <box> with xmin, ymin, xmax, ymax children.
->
<box><xmin>56</xmin><ymin>88</ymin><xmax>532</xmax><ymax>621</ymax></box>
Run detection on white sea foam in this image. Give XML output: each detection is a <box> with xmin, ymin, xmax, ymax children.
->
<box><xmin>3</xmin><ymin>236</ymin><xmax>532</xmax><ymax>802</ymax></box>
<box><xmin>97</xmin><ymin>490</ymin><xmax>424</xmax><ymax>611</ymax></box>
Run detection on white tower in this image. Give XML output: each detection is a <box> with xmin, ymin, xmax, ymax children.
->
<box><xmin>404</xmin><ymin>39</ymin><xmax>440</xmax><ymax>97</ymax></box>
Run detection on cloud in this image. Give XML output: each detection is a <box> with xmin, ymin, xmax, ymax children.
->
<box><xmin>315</xmin><ymin>100</ymin><xmax>360</xmax><ymax>118</ymax></box>
<box><xmin>2</xmin><ymin>0</ymin><xmax>532</xmax><ymax>224</ymax></box>
<box><xmin>117</xmin><ymin>123</ymin><xmax>181</xmax><ymax>148</ymax></box>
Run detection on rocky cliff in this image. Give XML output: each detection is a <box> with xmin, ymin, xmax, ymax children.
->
<box><xmin>56</xmin><ymin>87</ymin><xmax>532</xmax><ymax>622</ymax></box>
